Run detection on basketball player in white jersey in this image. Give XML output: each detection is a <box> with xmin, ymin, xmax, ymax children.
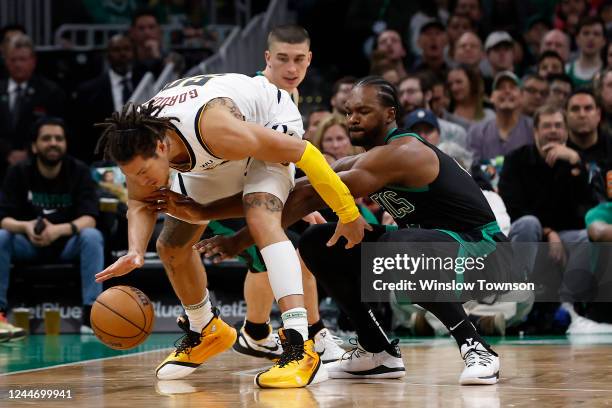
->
<box><xmin>94</xmin><ymin>73</ymin><xmax>370</xmax><ymax>388</ymax></box>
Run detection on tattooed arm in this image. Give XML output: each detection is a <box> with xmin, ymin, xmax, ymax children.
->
<box><xmin>204</xmin><ymin>97</ymin><xmax>245</xmax><ymax>121</ymax></box>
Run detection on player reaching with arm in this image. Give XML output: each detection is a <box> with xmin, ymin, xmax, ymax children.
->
<box><xmin>93</xmin><ymin>72</ymin><xmax>369</xmax><ymax>389</ymax></box>
<box><xmin>194</xmin><ymin>77</ymin><xmax>508</xmax><ymax>385</ymax></box>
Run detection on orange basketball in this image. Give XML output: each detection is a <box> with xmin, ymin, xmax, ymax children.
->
<box><xmin>90</xmin><ymin>285</ymin><xmax>155</xmax><ymax>350</ymax></box>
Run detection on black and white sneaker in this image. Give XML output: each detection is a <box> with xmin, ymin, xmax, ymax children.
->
<box><xmin>233</xmin><ymin>325</ymin><xmax>283</xmax><ymax>360</ymax></box>
<box><xmin>459</xmin><ymin>339</ymin><xmax>500</xmax><ymax>385</ymax></box>
<box><xmin>326</xmin><ymin>339</ymin><xmax>406</xmax><ymax>379</ymax></box>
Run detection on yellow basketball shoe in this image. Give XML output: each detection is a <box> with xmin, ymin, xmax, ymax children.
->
<box><xmin>254</xmin><ymin>328</ymin><xmax>328</xmax><ymax>389</ymax></box>
<box><xmin>156</xmin><ymin>308</ymin><xmax>236</xmax><ymax>380</ymax></box>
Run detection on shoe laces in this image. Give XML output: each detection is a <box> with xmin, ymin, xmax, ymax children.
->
<box><xmin>173</xmin><ymin>330</ymin><xmax>201</xmax><ymax>357</ymax></box>
<box><xmin>275</xmin><ymin>342</ymin><xmax>304</xmax><ymax>368</ymax></box>
<box><xmin>464</xmin><ymin>347</ymin><xmax>493</xmax><ymax>367</ymax></box>
<box><xmin>341</xmin><ymin>338</ymin><xmax>367</xmax><ymax>361</ymax></box>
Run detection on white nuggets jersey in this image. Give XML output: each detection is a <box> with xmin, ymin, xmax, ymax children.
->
<box><xmin>147</xmin><ymin>73</ymin><xmax>304</xmax><ymax>173</ymax></box>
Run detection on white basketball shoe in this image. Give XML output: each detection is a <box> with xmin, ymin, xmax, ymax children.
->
<box><xmin>459</xmin><ymin>338</ymin><xmax>500</xmax><ymax>385</ymax></box>
<box><xmin>233</xmin><ymin>324</ymin><xmax>283</xmax><ymax>360</ymax></box>
<box><xmin>313</xmin><ymin>328</ymin><xmax>345</xmax><ymax>363</ymax></box>
<box><xmin>326</xmin><ymin>339</ymin><xmax>406</xmax><ymax>379</ymax></box>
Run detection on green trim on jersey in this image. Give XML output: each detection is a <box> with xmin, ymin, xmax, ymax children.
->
<box><xmin>384</xmin><ymin>128</ymin><xmax>425</xmax><ymax>144</ymax></box>
<box><xmin>207</xmin><ymin>221</ymin><xmax>266</xmax><ymax>272</ymax></box>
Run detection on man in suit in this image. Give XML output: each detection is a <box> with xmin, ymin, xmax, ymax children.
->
<box><xmin>72</xmin><ymin>34</ymin><xmax>141</xmax><ymax>164</ymax></box>
<box><xmin>0</xmin><ymin>34</ymin><xmax>66</xmax><ymax>179</ymax></box>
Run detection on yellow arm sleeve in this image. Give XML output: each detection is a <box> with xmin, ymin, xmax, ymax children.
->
<box><xmin>296</xmin><ymin>142</ymin><xmax>360</xmax><ymax>223</ymax></box>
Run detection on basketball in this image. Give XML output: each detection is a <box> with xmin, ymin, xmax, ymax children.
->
<box><xmin>90</xmin><ymin>286</ymin><xmax>155</xmax><ymax>350</ymax></box>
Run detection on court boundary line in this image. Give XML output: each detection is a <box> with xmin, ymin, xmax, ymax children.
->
<box><xmin>0</xmin><ymin>347</ymin><xmax>173</xmax><ymax>377</ymax></box>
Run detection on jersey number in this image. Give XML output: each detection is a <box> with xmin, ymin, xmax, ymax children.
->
<box><xmin>371</xmin><ymin>191</ymin><xmax>415</xmax><ymax>218</ymax></box>
<box><xmin>162</xmin><ymin>74</ymin><xmax>226</xmax><ymax>90</ymax></box>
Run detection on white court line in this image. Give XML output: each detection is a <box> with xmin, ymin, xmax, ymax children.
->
<box><xmin>354</xmin><ymin>380</ymin><xmax>612</xmax><ymax>393</ymax></box>
<box><xmin>0</xmin><ymin>347</ymin><xmax>173</xmax><ymax>377</ymax></box>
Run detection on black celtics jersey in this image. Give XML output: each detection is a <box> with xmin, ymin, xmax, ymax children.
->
<box><xmin>369</xmin><ymin>128</ymin><xmax>496</xmax><ymax>232</ymax></box>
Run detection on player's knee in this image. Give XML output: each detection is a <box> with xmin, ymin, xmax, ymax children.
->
<box><xmin>156</xmin><ymin>238</ymin><xmax>192</xmax><ymax>261</ymax></box>
<box><xmin>79</xmin><ymin>228</ymin><xmax>104</xmax><ymax>247</ymax></box>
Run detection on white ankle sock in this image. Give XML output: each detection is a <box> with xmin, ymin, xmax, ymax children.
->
<box><xmin>282</xmin><ymin>307</ymin><xmax>308</xmax><ymax>341</ymax></box>
<box><xmin>183</xmin><ymin>290</ymin><xmax>214</xmax><ymax>333</ymax></box>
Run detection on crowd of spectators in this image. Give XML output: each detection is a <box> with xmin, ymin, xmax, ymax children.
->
<box><xmin>0</xmin><ymin>0</ymin><xmax>611</xmax><ymax>337</ymax></box>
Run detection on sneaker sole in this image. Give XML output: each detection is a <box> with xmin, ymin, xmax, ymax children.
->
<box><xmin>254</xmin><ymin>355</ymin><xmax>329</xmax><ymax>388</ymax></box>
<box><xmin>156</xmin><ymin>327</ymin><xmax>237</xmax><ymax>380</ymax></box>
<box><xmin>459</xmin><ymin>371</ymin><xmax>499</xmax><ymax>385</ymax></box>
<box><xmin>329</xmin><ymin>366</ymin><xmax>406</xmax><ymax>379</ymax></box>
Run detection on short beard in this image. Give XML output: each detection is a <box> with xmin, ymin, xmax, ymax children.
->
<box><xmin>38</xmin><ymin>153</ymin><xmax>64</xmax><ymax>167</ymax></box>
<box><xmin>350</xmin><ymin>123</ymin><xmax>386</xmax><ymax>149</ymax></box>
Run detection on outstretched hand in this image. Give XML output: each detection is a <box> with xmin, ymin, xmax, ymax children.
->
<box><xmin>326</xmin><ymin>216</ymin><xmax>372</xmax><ymax>249</ymax></box>
<box><xmin>95</xmin><ymin>252</ymin><xmax>144</xmax><ymax>282</ymax></box>
<box><xmin>193</xmin><ymin>234</ymin><xmax>242</xmax><ymax>263</ymax></box>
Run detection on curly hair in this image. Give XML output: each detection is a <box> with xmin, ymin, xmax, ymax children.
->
<box><xmin>95</xmin><ymin>102</ymin><xmax>177</xmax><ymax>164</ymax></box>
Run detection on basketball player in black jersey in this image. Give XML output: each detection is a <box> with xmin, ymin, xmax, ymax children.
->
<box><xmin>194</xmin><ymin>76</ymin><xmax>506</xmax><ymax>385</ymax></box>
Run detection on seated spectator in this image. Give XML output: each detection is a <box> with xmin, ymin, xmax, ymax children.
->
<box><xmin>596</xmin><ymin>68</ymin><xmax>612</xmax><ymax>136</ymax></box>
<box><xmin>403</xmin><ymin>107</ymin><xmax>467</xmax><ymax>147</ymax></box>
<box><xmin>537</xmin><ymin>50</ymin><xmax>565</xmax><ymax>79</ymax></box>
<box><xmin>553</xmin><ymin>0</ymin><xmax>590</xmax><ymax>37</ymax></box>
<box><xmin>522</xmin><ymin>74</ymin><xmax>550</xmax><ymax>117</ymax></box>
<box><xmin>427</xmin><ymin>77</ymin><xmax>472</xmax><ymax>130</ymax></box>
<box><xmin>0</xmin><ymin>24</ymin><xmax>26</xmax><ymax>79</ymax></box>
<box><xmin>566</xmin><ymin>90</ymin><xmax>612</xmax><ymax>172</ymax></box>
<box><xmin>0</xmin><ymin>117</ymin><xmax>103</xmax><ymax>334</ymax></box>
<box><xmin>303</xmin><ymin>106</ymin><xmax>331</xmax><ymax>142</ymax></box>
<box><xmin>375</xmin><ymin>30</ymin><xmax>407</xmax><ymax>80</ymax></box>
<box><xmin>413</xmin><ymin>18</ymin><xmax>449</xmax><ymax>80</ymax></box>
<box><xmin>130</xmin><ymin>8</ymin><xmax>168</xmax><ymax>76</ymax></box>
<box><xmin>447</xmin><ymin>65</ymin><xmax>494</xmax><ymax>127</ymax></box>
<box><xmin>467</xmin><ymin>71</ymin><xmax>534</xmax><ymax>164</ymax></box>
<box><xmin>540</xmin><ymin>29</ymin><xmax>571</xmax><ymax>63</ymax></box>
<box><xmin>483</xmin><ymin>31</ymin><xmax>515</xmax><ymax>94</ymax></box>
<box><xmin>547</xmin><ymin>73</ymin><xmax>573</xmax><ymax>109</ymax></box>
<box><xmin>445</xmin><ymin>13</ymin><xmax>474</xmax><ymax>59</ymax></box>
<box><xmin>453</xmin><ymin>0</ymin><xmax>482</xmax><ymax>25</ymax></box>
<box><xmin>408</xmin><ymin>1</ymin><xmax>450</xmax><ymax>59</ymax></box>
<box><xmin>330</xmin><ymin>76</ymin><xmax>356</xmax><ymax>116</ymax></box>
<box><xmin>566</xmin><ymin>16</ymin><xmax>606</xmax><ymax>89</ymax></box>
<box><xmin>453</xmin><ymin>31</ymin><xmax>484</xmax><ymax>72</ymax></box>
<box><xmin>523</xmin><ymin>16</ymin><xmax>553</xmax><ymax>67</ymax></box>
<box><xmin>397</xmin><ymin>76</ymin><xmax>467</xmax><ymax>146</ymax></box>
<box><xmin>73</xmin><ymin>34</ymin><xmax>144</xmax><ymax>164</ymax></box>
<box><xmin>0</xmin><ymin>34</ymin><xmax>66</xmax><ymax>180</ymax></box>
<box><xmin>499</xmin><ymin>105</ymin><xmax>596</xmax><ymax>320</ymax></box>
<box><xmin>585</xmin><ymin>179</ymin><xmax>612</xmax><ymax>242</ymax></box>
<box><xmin>606</xmin><ymin>42</ymin><xmax>612</xmax><ymax>69</ymax></box>
<box><xmin>311</xmin><ymin>114</ymin><xmax>361</xmax><ymax>162</ymax></box>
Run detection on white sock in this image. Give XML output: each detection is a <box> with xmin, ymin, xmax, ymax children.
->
<box><xmin>282</xmin><ymin>307</ymin><xmax>308</xmax><ymax>342</ymax></box>
<box><xmin>183</xmin><ymin>290</ymin><xmax>214</xmax><ymax>333</ymax></box>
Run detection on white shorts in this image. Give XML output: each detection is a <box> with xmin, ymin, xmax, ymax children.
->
<box><xmin>170</xmin><ymin>159</ymin><xmax>295</xmax><ymax>217</ymax></box>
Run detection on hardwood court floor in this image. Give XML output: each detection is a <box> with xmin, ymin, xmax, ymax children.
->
<box><xmin>2</xmin><ymin>334</ymin><xmax>612</xmax><ymax>407</ymax></box>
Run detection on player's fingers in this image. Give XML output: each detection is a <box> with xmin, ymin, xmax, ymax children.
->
<box><xmin>365</xmin><ymin>223</ymin><xmax>374</xmax><ymax>231</ymax></box>
<box><xmin>314</xmin><ymin>213</ymin><xmax>327</xmax><ymax>224</ymax></box>
<box><xmin>327</xmin><ymin>230</ymin><xmax>340</xmax><ymax>247</ymax></box>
